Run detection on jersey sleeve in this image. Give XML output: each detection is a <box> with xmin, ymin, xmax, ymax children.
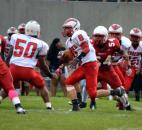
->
<box><xmin>10</xmin><ymin>34</ymin><xmax>17</xmax><ymax>46</ymax></box>
<box><xmin>72</xmin><ymin>30</ymin><xmax>88</xmax><ymax>46</ymax></box>
<box><xmin>38</xmin><ymin>41</ymin><xmax>49</xmax><ymax>56</ymax></box>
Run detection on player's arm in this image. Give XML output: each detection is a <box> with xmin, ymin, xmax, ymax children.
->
<box><xmin>5</xmin><ymin>45</ymin><xmax>13</xmax><ymax>65</ymax></box>
<box><xmin>78</xmin><ymin>40</ymin><xmax>89</xmax><ymax>59</ymax></box>
<box><xmin>75</xmin><ymin>34</ymin><xmax>90</xmax><ymax>60</ymax></box>
<box><xmin>38</xmin><ymin>55</ymin><xmax>54</xmax><ymax>78</ymax></box>
<box><xmin>0</xmin><ymin>37</ymin><xmax>7</xmax><ymax>60</ymax></box>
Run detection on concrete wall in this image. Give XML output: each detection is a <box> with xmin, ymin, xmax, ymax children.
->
<box><xmin>0</xmin><ymin>0</ymin><xmax>142</xmax><ymax>44</ymax></box>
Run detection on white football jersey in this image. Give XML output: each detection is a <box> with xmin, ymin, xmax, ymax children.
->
<box><xmin>112</xmin><ymin>36</ymin><xmax>131</xmax><ymax>62</ymax></box>
<box><xmin>10</xmin><ymin>34</ymin><xmax>49</xmax><ymax>68</ymax></box>
<box><xmin>128</xmin><ymin>41</ymin><xmax>142</xmax><ymax>70</ymax></box>
<box><xmin>121</xmin><ymin>36</ymin><xmax>131</xmax><ymax>51</ymax></box>
<box><xmin>65</xmin><ymin>30</ymin><xmax>97</xmax><ymax>65</ymax></box>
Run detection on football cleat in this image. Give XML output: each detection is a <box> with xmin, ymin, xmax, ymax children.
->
<box><xmin>47</xmin><ymin>107</ymin><xmax>54</xmax><ymax>110</ymax></box>
<box><xmin>16</xmin><ymin>107</ymin><xmax>26</xmax><ymax>114</ymax></box>
<box><xmin>79</xmin><ymin>102</ymin><xmax>87</xmax><ymax>108</ymax></box>
<box><xmin>90</xmin><ymin>101</ymin><xmax>96</xmax><ymax>110</ymax></box>
<box><xmin>68</xmin><ymin>101</ymin><xmax>73</xmax><ymax>105</ymax></box>
<box><xmin>111</xmin><ymin>87</ymin><xmax>125</xmax><ymax>97</ymax></box>
<box><xmin>125</xmin><ymin>105</ymin><xmax>135</xmax><ymax>111</ymax></box>
<box><xmin>72</xmin><ymin>104</ymin><xmax>80</xmax><ymax>111</ymax></box>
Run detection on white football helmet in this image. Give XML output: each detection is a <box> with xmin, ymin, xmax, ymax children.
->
<box><xmin>62</xmin><ymin>18</ymin><xmax>80</xmax><ymax>32</ymax></box>
<box><xmin>93</xmin><ymin>26</ymin><xmax>108</xmax><ymax>36</ymax></box>
<box><xmin>130</xmin><ymin>28</ymin><xmax>142</xmax><ymax>37</ymax></box>
<box><xmin>25</xmin><ymin>20</ymin><xmax>40</xmax><ymax>37</ymax></box>
<box><xmin>108</xmin><ymin>24</ymin><xmax>123</xmax><ymax>33</ymax></box>
<box><xmin>7</xmin><ymin>27</ymin><xmax>18</xmax><ymax>34</ymax></box>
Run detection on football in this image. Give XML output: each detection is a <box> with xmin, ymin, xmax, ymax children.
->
<box><xmin>61</xmin><ymin>49</ymin><xmax>74</xmax><ymax>64</ymax></box>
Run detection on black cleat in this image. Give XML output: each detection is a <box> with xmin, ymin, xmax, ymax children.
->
<box><xmin>47</xmin><ymin>107</ymin><xmax>54</xmax><ymax>110</ymax></box>
<box><xmin>111</xmin><ymin>87</ymin><xmax>125</xmax><ymax>97</ymax></box>
<box><xmin>90</xmin><ymin>101</ymin><xmax>96</xmax><ymax>110</ymax></box>
<box><xmin>72</xmin><ymin>105</ymin><xmax>80</xmax><ymax>111</ymax></box>
<box><xmin>125</xmin><ymin>105</ymin><xmax>135</xmax><ymax>111</ymax></box>
<box><xmin>79</xmin><ymin>102</ymin><xmax>87</xmax><ymax>108</ymax></box>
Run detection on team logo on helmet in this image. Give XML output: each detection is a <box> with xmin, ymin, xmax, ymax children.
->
<box><xmin>111</xmin><ymin>24</ymin><xmax>121</xmax><ymax>30</ymax></box>
<box><xmin>133</xmin><ymin>28</ymin><xmax>140</xmax><ymax>33</ymax></box>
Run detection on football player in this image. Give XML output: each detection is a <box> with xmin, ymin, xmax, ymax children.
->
<box><xmin>7</xmin><ymin>20</ymin><xmax>56</xmax><ymax>110</ymax></box>
<box><xmin>127</xmin><ymin>28</ymin><xmax>142</xmax><ymax>101</ymax></box>
<box><xmin>62</xmin><ymin>18</ymin><xmax>99</xmax><ymax>111</ymax></box>
<box><xmin>91</xmin><ymin>26</ymin><xmax>132</xmax><ymax>110</ymax></box>
<box><xmin>0</xmin><ymin>34</ymin><xmax>25</xmax><ymax>114</ymax></box>
<box><xmin>108</xmin><ymin>24</ymin><xmax>132</xmax><ymax>92</ymax></box>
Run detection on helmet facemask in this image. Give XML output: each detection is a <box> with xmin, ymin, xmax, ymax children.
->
<box><xmin>62</xmin><ymin>18</ymin><xmax>80</xmax><ymax>37</ymax></box>
<box><xmin>129</xmin><ymin>28</ymin><xmax>142</xmax><ymax>48</ymax></box>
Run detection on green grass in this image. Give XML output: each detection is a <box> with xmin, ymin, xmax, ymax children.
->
<box><xmin>0</xmin><ymin>93</ymin><xmax>142</xmax><ymax>130</ymax></box>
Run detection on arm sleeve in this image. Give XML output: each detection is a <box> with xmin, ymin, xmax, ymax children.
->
<box><xmin>10</xmin><ymin>34</ymin><xmax>16</xmax><ymax>46</ymax></box>
<box><xmin>38</xmin><ymin>41</ymin><xmax>49</xmax><ymax>56</ymax></box>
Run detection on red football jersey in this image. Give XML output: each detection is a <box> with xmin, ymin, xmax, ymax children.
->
<box><xmin>91</xmin><ymin>37</ymin><xmax>120</xmax><ymax>68</ymax></box>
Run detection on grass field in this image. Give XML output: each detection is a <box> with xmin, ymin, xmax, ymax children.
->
<box><xmin>0</xmin><ymin>92</ymin><xmax>142</xmax><ymax>130</ymax></box>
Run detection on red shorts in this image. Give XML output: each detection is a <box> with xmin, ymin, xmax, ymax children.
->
<box><xmin>10</xmin><ymin>64</ymin><xmax>45</xmax><ymax>89</ymax></box>
<box><xmin>98</xmin><ymin>66</ymin><xmax>122</xmax><ymax>89</ymax></box>
<box><xmin>0</xmin><ymin>57</ymin><xmax>15</xmax><ymax>93</ymax></box>
<box><xmin>65</xmin><ymin>61</ymin><xmax>99</xmax><ymax>98</ymax></box>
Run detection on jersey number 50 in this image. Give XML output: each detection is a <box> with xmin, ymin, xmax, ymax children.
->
<box><xmin>14</xmin><ymin>38</ymin><xmax>37</xmax><ymax>58</ymax></box>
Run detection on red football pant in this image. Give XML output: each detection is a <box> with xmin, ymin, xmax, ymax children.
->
<box><xmin>10</xmin><ymin>64</ymin><xmax>45</xmax><ymax>89</ymax></box>
<box><xmin>113</xmin><ymin>65</ymin><xmax>125</xmax><ymax>86</ymax></box>
<box><xmin>98</xmin><ymin>66</ymin><xmax>122</xmax><ymax>89</ymax></box>
<box><xmin>0</xmin><ymin>57</ymin><xmax>15</xmax><ymax>93</ymax></box>
<box><xmin>117</xmin><ymin>61</ymin><xmax>136</xmax><ymax>92</ymax></box>
<box><xmin>65</xmin><ymin>61</ymin><xmax>99</xmax><ymax>99</ymax></box>
<box><xmin>124</xmin><ymin>67</ymin><xmax>136</xmax><ymax>92</ymax></box>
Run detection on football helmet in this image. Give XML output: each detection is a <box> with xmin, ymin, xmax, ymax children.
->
<box><xmin>93</xmin><ymin>26</ymin><xmax>108</xmax><ymax>45</ymax></box>
<box><xmin>62</xmin><ymin>18</ymin><xmax>80</xmax><ymax>37</ymax></box>
<box><xmin>7</xmin><ymin>27</ymin><xmax>18</xmax><ymax>34</ymax></box>
<box><xmin>130</xmin><ymin>27</ymin><xmax>142</xmax><ymax>37</ymax></box>
<box><xmin>25</xmin><ymin>20</ymin><xmax>40</xmax><ymax>37</ymax></box>
<box><xmin>93</xmin><ymin>26</ymin><xmax>108</xmax><ymax>36</ymax></box>
<box><xmin>18</xmin><ymin>23</ymin><xmax>25</xmax><ymax>34</ymax></box>
<box><xmin>108</xmin><ymin>24</ymin><xmax>123</xmax><ymax>34</ymax></box>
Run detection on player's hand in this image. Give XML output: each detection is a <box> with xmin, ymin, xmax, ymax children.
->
<box><xmin>57</xmin><ymin>51</ymin><xmax>64</xmax><ymax>59</ymax></box>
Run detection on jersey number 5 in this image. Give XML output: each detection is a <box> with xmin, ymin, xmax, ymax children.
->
<box><xmin>14</xmin><ymin>38</ymin><xmax>37</xmax><ymax>58</ymax></box>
